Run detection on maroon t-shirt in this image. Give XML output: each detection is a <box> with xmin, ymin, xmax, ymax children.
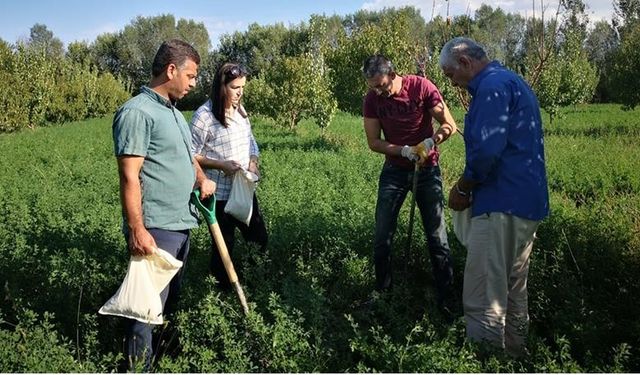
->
<box><xmin>363</xmin><ymin>75</ymin><xmax>443</xmax><ymax>169</ymax></box>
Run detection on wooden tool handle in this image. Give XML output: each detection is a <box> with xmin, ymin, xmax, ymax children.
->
<box><xmin>209</xmin><ymin>223</ymin><xmax>239</xmax><ymax>283</ymax></box>
<box><xmin>232</xmin><ymin>281</ymin><xmax>250</xmax><ymax>314</ymax></box>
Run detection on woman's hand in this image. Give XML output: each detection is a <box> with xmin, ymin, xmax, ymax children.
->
<box><xmin>221</xmin><ymin>160</ymin><xmax>242</xmax><ymax>176</ymax></box>
<box><xmin>248</xmin><ymin>159</ymin><xmax>260</xmax><ymax>179</ymax></box>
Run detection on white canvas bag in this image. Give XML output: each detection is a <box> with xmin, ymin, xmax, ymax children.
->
<box><xmin>99</xmin><ymin>248</ymin><xmax>183</xmax><ymax>325</ymax></box>
<box><xmin>452</xmin><ymin>208</ymin><xmax>472</xmax><ymax>248</ymax></box>
<box><xmin>224</xmin><ymin>169</ymin><xmax>259</xmax><ymax>225</ymax></box>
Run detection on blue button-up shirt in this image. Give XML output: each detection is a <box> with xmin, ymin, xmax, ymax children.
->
<box><xmin>463</xmin><ymin>61</ymin><xmax>549</xmax><ymax>221</ymax></box>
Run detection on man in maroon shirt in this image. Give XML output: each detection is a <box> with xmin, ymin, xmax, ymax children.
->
<box><xmin>362</xmin><ymin>54</ymin><xmax>458</xmax><ymax>314</ymax></box>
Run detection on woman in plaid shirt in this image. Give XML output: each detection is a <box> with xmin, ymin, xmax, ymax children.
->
<box><xmin>190</xmin><ymin>62</ymin><xmax>268</xmax><ymax>291</ymax></box>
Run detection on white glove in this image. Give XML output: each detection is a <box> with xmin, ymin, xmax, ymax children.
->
<box><xmin>401</xmin><ymin>145</ymin><xmax>419</xmax><ymax>161</ymax></box>
<box><xmin>418</xmin><ymin>137</ymin><xmax>435</xmax><ymax>154</ymax></box>
<box><xmin>413</xmin><ymin>137</ymin><xmax>435</xmax><ymax>164</ymax></box>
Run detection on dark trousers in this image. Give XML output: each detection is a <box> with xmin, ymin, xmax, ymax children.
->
<box><xmin>124</xmin><ymin>228</ymin><xmax>190</xmax><ymax>371</ymax></box>
<box><xmin>210</xmin><ymin>195</ymin><xmax>268</xmax><ymax>289</ymax></box>
<box><xmin>373</xmin><ymin>162</ymin><xmax>453</xmax><ymax>302</ymax></box>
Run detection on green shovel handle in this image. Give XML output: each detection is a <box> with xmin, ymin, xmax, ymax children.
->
<box><xmin>191</xmin><ymin>189</ymin><xmax>217</xmax><ymax>225</ymax></box>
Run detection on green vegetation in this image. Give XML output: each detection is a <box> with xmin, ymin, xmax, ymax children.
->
<box><xmin>0</xmin><ymin>104</ymin><xmax>638</xmax><ymax>372</ymax></box>
<box><xmin>0</xmin><ymin>41</ymin><xmax>129</xmax><ymax>132</ymax></box>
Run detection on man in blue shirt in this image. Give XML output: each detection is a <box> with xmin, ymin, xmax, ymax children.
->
<box><xmin>439</xmin><ymin>37</ymin><xmax>549</xmax><ymax>356</ymax></box>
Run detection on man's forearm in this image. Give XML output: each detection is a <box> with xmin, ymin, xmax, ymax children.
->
<box><xmin>119</xmin><ymin>175</ymin><xmax>144</xmax><ymax>231</ymax></box>
<box><xmin>433</xmin><ymin>122</ymin><xmax>456</xmax><ymax>144</ymax></box>
<box><xmin>429</xmin><ymin>101</ymin><xmax>457</xmax><ymax>145</ymax></box>
<box><xmin>368</xmin><ymin>138</ymin><xmax>403</xmax><ymax>157</ymax></box>
<box><xmin>193</xmin><ymin>157</ymin><xmax>208</xmax><ymax>183</ymax></box>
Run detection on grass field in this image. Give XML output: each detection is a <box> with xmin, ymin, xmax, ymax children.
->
<box><xmin>0</xmin><ymin>103</ymin><xmax>639</xmax><ymax>372</ymax></box>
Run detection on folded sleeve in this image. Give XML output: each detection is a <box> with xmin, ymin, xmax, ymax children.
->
<box><xmin>112</xmin><ymin>108</ymin><xmax>151</xmax><ymax>157</ymax></box>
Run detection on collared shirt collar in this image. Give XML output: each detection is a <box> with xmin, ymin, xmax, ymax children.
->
<box><xmin>467</xmin><ymin>60</ymin><xmax>502</xmax><ymax>96</ymax></box>
<box><xmin>141</xmin><ymin>86</ymin><xmax>174</xmax><ymax>108</ymax></box>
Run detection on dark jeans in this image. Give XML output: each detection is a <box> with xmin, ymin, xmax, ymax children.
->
<box><xmin>124</xmin><ymin>228</ymin><xmax>190</xmax><ymax>371</ymax></box>
<box><xmin>211</xmin><ymin>195</ymin><xmax>268</xmax><ymax>289</ymax></box>
<box><xmin>373</xmin><ymin>162</ymin><xmax>453</xmax><ymax>302</ymax></box>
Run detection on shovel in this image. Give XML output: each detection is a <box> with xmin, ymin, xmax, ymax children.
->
<box><xmin>191</xmin><ymin>189</ymin><xmax>249</xmax><ymax>315</ymax></box>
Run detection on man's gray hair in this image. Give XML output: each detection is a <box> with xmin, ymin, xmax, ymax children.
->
<box><xmin>439</xmin><ymin>37</ymin><xmax>487</xmax><ymax>69</ymax></box>
<box><xmin>362</xmin><ymin>54</ymin><xmax>395</xmax><ymax>78</ymax></box>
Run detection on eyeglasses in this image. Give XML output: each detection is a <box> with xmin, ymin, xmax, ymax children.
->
<box><xmin>226</xmin><ymin>64</ymin><xmax>247</xmax><ymax>79</ymax></box>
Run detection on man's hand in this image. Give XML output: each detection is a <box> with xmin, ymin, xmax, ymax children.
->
<box><xmin>448</xmin><ymin>184</ymin><xmax>472</xmax><ymax>211</ymax></box>
<box><xmin>197</xmin><ymin>178</ymin><xmax>216</xmax><ymax>199</ymax></box>
<box><xmin>401</xmin><ymin>145</ymin><xmax>419</xmax><ymax>161</ymax></box>
<box><xmin>412</xmin><ymin>137</ymin><xmax>435</xmax><ymax>165</ymax></box>
<box><xmin>128</xmin><ymin>225</ymin><xmax>157</xmax><ymax>256</ymax></box>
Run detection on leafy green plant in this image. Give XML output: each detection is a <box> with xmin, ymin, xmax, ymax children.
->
<box><xmin>0</xmin><ymin>105</ymin><xmax>639</xmax><ymax>372</ymax></box>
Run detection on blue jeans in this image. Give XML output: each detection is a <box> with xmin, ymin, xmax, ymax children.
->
<box><xmin>124</xmin><ymin>228</ymin><xmax>190</xmax><ymax>371</ymax></box>
<box><xmin>373</xmin><ymin>162</ymin><xmax>453</xmax><ymax>302</ymax></box>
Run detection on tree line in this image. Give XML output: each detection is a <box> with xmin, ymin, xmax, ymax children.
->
<box><xmin>1</xmin><ymin>0</ymin><xmax>638</xmax><ymax>133</ymax></box>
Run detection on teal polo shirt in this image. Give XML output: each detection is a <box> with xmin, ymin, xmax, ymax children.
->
<box><xmin>113</xmin><ymin>86</ymin><xmax>198</xmax><ymax>231</ymax></box>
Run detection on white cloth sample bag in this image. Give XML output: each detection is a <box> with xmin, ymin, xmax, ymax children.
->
<box><xmin>452</xmin><ymin>208</ymin><xmax>472</xmax><ymax>248</ymax></box>
<box><xmin>99</xmin><ymin>248</ymin><xmax>183</xmax><ymax>325</ymax></box>
<box><xmin>224</xmin><ymin>169</ymin><xmax>259</xmax><ymax>226</ymax></box>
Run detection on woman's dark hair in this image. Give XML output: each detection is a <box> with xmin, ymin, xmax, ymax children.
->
<box><xmin>151</xmin><ymin>39</ymin><xmax>200</xmax><ymax>78</ymax></box>
<box><xmin>210</xmin><ymin>62</ymin><xmax>249</xmax><ymax>126</ymax></box>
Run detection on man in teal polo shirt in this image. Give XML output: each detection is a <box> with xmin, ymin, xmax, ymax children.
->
<box><xmin>112</xmin><ymin>39</ymin><xmax>215</xmax><ymax>370</ymax></box>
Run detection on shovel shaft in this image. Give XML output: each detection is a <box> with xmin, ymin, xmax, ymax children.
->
<box><xmin>193</xmin><ymin>190</ymin><xmax>250</xmax><ymax>315</ymax></box>
<box><xmin>232</xmin><ymin>281</ymin><xmax>250</xmax><ymax>315</ymax></box>
<box><xmin>208</xmin><ymin>222</ymin><xmax>250</xmax><ymax>315</ymax></box>
<box><xmin>208</xmin><ymin>222</ymin><xmax>239</xmax><ymax>283</ymax></box>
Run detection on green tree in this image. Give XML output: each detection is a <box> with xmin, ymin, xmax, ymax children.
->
<box><xmin>613</xmin><ymin>0</ymin><xmax>640</xmax><ymax>31</ymax></box>
<box><xmin>524</xmin><ymin>0</ymin><xmax>597</xmax><ymax>122</ymax></box>
<box><xmin>608</xmin><ymin>0</ymin><xmax>640</xmax><ymax>107</ymax></box>
<box><xmin>305</xmin><ymin>15</ymin><xmax>338</xmax><ymax>133</ymax></box>
<box><xmin>556</xmin><ymin>30</ymin><xmax>598</xmax><ymax>106</ymax></box>
<box><xmin>0</xmin><ymin>41</ymin><xmax>29</xmax><ymax>131</ymax></box>
<box><xmin>91</xmin><ymin>33</ymin><xmax>123</xmax><ymax>76</ymax></box>
<box><xmin>213</xmin><ymin>22</ymin><xmax>304</xmax><ymax>79</ymax></box>
<box><xmin>244</xmin><ymin>18</ymin><xmax>337</xmax><ymax>134</ymax></box>
<box><xmin>555</xmin><ymin>0</ymin><xmax>598</xmax><ymax>106</ymax></box>
<box><xmin>473</xmin><ymin>5</ymin><xmax>509</xmax><ymax>62</ymax></box>
<box><xmin>424</xmin><ymin>15</ymin><xmax>449</xmax><ymax>52</ymax></box>
<box><xmin>344</xmin><ymin>7</ymin><xmax>427</xmax><ymax>48</ymax></box>
<box><xmin>471</xmin><ymin>6</ymin><xmax>528</xmax><ymax>73</ymax></box>
<box><xmin>449</xmin><ymin>14</ymin><xmax>475</xmax><ymax>39</ymax></box>
<box><xmin>14</xmin><ymin>44</ymin><xmax>56</xmax><ymax>128</ymax></box>
<box><xmin>245</xmin><ymin>54</ymin><xmax>317</xmax><ymax>130</ymax></box>
<box><xmin>609</xmin><ymin>21</ymin><xmax>640</xmax><ymax>108</ymax></box>
<box><xmin>66</xmin><ymin>41</ymin><xmax>92</xmax><ymax>66</ymax></box>
<box><xmin>27</xmin><ymin>23</ymin><xmax>64</xmax><ymax>57</ymax></box>
<box><xmin>92</xmin><ymin>14</ymin><xmax>210</xmax><ymax>93</ymax></box>
<box><xmin>45</xmin><ymin>60</ymin><xmax>130</xmax><ymax>124</ymax></box>
<box><xmin>327</xmin><ymin>10</ymin><xmax>421</xmax><ymax>114</ymax></box>
<box><xmin>586</xmin><ymin>20</ymin><xmax>618</xmax><ymax>102</ymax></box>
